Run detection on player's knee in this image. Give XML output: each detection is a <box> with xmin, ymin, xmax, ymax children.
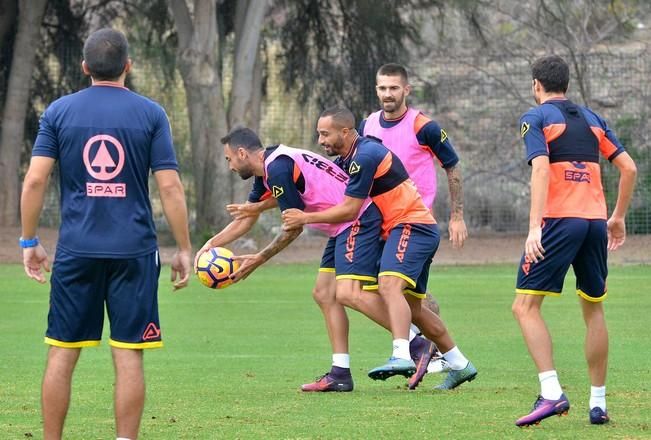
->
<box><xmin>377</xmin><ymin>278</ymin><xmax>405</xmax><ymax>298</ymax></box>
<box><xmin>312</xmin><ymin>285</ymin><xmax>335</xmax><ymax>306</ymax></box>
<box><xmin>511</xmin><ymin>297</ymin><xmax>538</xmax><ymax>321</ymax></box>
<box><xmin>334</xmin><ymin>286</ymin><xmax>354</xmax><ymax>307</ymax></box>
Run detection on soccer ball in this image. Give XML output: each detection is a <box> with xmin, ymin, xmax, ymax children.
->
<box><xmin>196</xmin><ymin>247</ymin><xmax>240</xmax><ymax>289</ymax></box>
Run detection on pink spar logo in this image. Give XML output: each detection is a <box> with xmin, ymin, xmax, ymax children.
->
<box><xmin>83</xmin><ymin>134</ymin><xmax>126</xmax><ymax>197</ymax></box>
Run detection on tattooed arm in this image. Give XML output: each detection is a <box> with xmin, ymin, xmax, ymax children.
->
<box><xmin>229</xmin><ymin>227</ymin><xmax>303</xmax><ymax>282</ymax></box>
<box><xmin>445</xmin><ymin>164</ymin><xmax>468</xmax><ymax>248</ymax></box>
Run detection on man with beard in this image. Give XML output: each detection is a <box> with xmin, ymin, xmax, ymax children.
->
<box><xmin>283</xmin><ymin>106</ymin><xmax>477</xmax><ymax>390</ymax></box>
<box><xmin>358</xmin><ymin>63</ymin><xmax>468</xmax><ymax>387</ymax></box>
<box><xmin>196</xmin><ymin>127</ymin><xmax>435</xmax><ymax>391</ymax></box>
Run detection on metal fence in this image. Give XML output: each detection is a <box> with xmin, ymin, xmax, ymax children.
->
<box><xmin>31</xmin><ymin>48</ymin><xmax>650</xmax><ymax>235</ymax></box>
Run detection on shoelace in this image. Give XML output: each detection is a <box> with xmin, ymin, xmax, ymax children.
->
<box><xmin>532</xmin><ymin>396</ymin><xmax>545</xmax><ymax>410</ymax></box>
<box><xmin>314</xmin><ymin>372</ymin><xmax>331</xmax><ymax>382</ymax></box>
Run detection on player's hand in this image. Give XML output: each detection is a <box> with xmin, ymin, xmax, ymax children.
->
<box><xmin>607</xmin><ymin>216</ymin><xmax>626</xmax><ymax>250</ymax></box>
<box><xmin>171</xmin><ymin>249</ymin><xmax>192</xmax><ymax>291</ymax></box>
<box><xmin>281</xmin><ymin>208</ymin><xmax>307</xmax><ymax>230</ymax></box>
<box><xmin>227</xmin><ymin>203</ymin><xmax>260</xmax><ymax>220</ymax></box>
<box><xmin>229</xmin><ymin>253</ymin><xmax>265</xmax><ymax>283</ymax></box>
<box><xmin>193</xmin><ymin>242</ymin><xmax>212</xmax><ymax>273</ymax></box>
<box><xmin>448</xmin><ymin>217</ymin><xmax>468</xmax><ymax>248</ymax></box>
<box><xmin>23</xmin><ymin>244</ymin><xmax>50</xmax><ymax>284</ymax></box>
<box><xmin>524</xmin><ymin>225</ymin><xmax>545</xmax><ymax>263</ymax></box>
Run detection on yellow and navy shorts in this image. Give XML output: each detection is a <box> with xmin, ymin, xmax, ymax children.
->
<box><xmin>319</xmin><ymin>203</ymin><xmax>382</xmax><ymax>283</ymax></box>
<box><xmin>516</xmin><ymin>218</ymin><xmax>608</xmax><ymax>302</ymax></box>
<box><xmin>377</xmin><ymin>223</ymin><xmax>440</xmax><ymax>298</ymax></box>
<box><xmin>45</xmin><ymin>247</ymin><xmax>163</xmax><ymax>349</ymax></box>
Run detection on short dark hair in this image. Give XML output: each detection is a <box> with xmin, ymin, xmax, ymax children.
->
<box><xmin>220</xmin><ymin>127</ymin><xmax>263</xmax><ymax>151</ymax></box>
<box><xmin>377</xmin><ymin>63</ymin><xmax>409</xmax><ymax>83</ymax></box>
<box><xmin>83</xmin><ymin>28</ymin><xmax>129</xmax><ymax>80</ymax></box>
<box><xmin>319</xmin><ymin>105</ymin><xmax>355</xmax><ymax>130</ymax></box>
<box><xmin>531</xmin><ymin>55</ymin><xmax>569</xmax><ymax>94</ymax></box>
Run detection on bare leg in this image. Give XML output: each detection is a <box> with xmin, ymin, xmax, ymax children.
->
<box><xmin>112</xmin><ymin>348</ymin><xmax>144</xmax><ymax>440</ymax></box>
<box><xmin>42</xmin><ymin>347</ymin><xmax>81</xmax><ymax>440</ymax></box>
<box><xmin>313</xmin><ymin>272</ymin><xmax>348</xmax><ymax>354</ymax></box>
<box><xmin>580</xmin><ymin>299</ymin><xmax>608</xmax><ymax>386</ymax></box>
<box><xmin>335</xmin><ymin>279</ymin><xmax>391</xmax><ymax>331</ymax></box>
<box><xmin>512</xmin><ymin>294</ymin><xmax>555</xmax><ymax>372</ymax></box>
<box><xmin>406</xmin><ymin>295</ymin><xmax>455</xmax><ymax>352</ymax></box>
<box><xmin>377</xmin><ymin>275</ymin><xmax>411</xmax><ymax>340</ymax></box>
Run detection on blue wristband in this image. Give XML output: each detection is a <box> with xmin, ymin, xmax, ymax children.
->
<box><xmin>19</xmin><ymin>236</ymin><xmax>40</xmax><ymax>248</ymax></box>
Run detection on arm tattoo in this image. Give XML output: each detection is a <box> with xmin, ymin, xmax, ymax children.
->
<box><xmin>260</xmin><ymin>228</ymin><xmax>302</xmax><ymax>262</ymax></box>
<box><xmin>445</xmin><ymin>165</ymin><xmax>464</xmax><ymax>219</ymax></box>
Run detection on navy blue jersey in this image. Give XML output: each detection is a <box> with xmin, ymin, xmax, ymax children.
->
<box><xmin>247</xmin><ymin>146</ymin><xmax>305</xmax><ymax>211</ymax></box>
<box><xmin>359</xmin><ymin>112</ymin><xmax>459</xmax><ymax>168</ymax></box>
<box><xmin>32</xmin><ymin>84</ymin><xmax>178</xmax><ymax>258</ymax></box>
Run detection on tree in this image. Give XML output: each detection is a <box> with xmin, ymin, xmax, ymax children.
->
<box><xmin>169</xmin><ymin>0</ymin><xmax>270</xmax><ymax>234</ymax></box>
<box><xmin>0</xmin><ymin>0</ymin><xmax>47</xmax><ymax>226</ymax></box>
<box><xmin>166</xmin><ymin>0</ymin><xmax>430</xmax><ymax>232</ymax></box>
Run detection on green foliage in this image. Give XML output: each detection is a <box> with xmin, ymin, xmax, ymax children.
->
<box><xmin>2</xmin><ymin>263</ymin><xmax>650</xmax><ymax>438</ymax></box>
<box><xmin>277</xmin><ymin>0</ymin><xmax>425</xmax><ymax>119</ymax></box>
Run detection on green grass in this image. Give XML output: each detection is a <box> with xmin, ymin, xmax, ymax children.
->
<box><xmin>1</xmin><ymin>263</ymin><xmax>650</xmax><ymax>439</ymax></box>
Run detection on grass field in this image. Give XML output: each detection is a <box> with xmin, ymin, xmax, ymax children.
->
<box><xmin>1</xmin><ymin>263</ymin><xmax>649</xmax><ymax>439</ymax></box>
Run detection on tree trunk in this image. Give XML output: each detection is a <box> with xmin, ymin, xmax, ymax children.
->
<box><xmin>0</xmin><ymin>0</ymin><xmax>47</xmax><ymax>226</ymax></box>
<box><xmin>228</xmin><ymin>0</ymin><xmax>269</xmax><ymax>203</ymax></box>
<box><xmin>170</xmin><ymin>0</ymin><xmax>232</xmax><ymax>234</ymax></box>
<box><xmin>0</xmin><ymin>0</ymin><xmax>17</xmax><ymax>54</ymax></box>
<box><xmin>170</xmin><ymin>0</ymin><xmax>270</xmax><ymax>233</ymax></box>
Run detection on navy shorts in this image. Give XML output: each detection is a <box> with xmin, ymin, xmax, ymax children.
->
<box><xmin>516</xmin><ymin>218</ymin><xmax>608</xmax><ymax>301</ymax></box>
<box><xmin>319</xmin><ymin>203</ymin><xmax>383</xmax><ymax>283</ymax></box>
<box><xmin>378</xmin><ymin>223</ymin><xmax>440</xmax><ymax>298</ymax></box>
<box><xmin>46</xmin><ymin>247</ymin><xmax>163</xmax><ymax>349</ymax></box>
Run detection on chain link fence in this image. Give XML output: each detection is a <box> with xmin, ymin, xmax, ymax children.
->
<box><xmin>31</xmin><ymin>47</ymin><xmax>650</xmax><ymax>235</ymax></box>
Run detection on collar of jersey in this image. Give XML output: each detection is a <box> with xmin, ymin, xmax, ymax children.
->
<box><xmin>342</xmin><ymin>134</ymin><xmax>360</xmax><ymax>161</ymax></box>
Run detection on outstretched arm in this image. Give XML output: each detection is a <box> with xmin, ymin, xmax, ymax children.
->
<box><xmin>444</xmin><ymin>164</ymin><xmax>468</xmax><ymax>248</ymax></box>
<box><xmin>227</xmin><ymin>197</ymin><xmax>278</xmax><ymax>219</ymax></box>
<box><xmin>230</xmin><ymin>227</ymin><xmax>303</xmax><ymax>282</ymax></box>
<box><xmin>194</xmin><ymin>208</ymin><xmax>260</xmax><ymax>270</ymax></box>
<box><xmin>281</xmin><ymin>196</ymin><xmax>365</xmax><ymax>229</ymax></box>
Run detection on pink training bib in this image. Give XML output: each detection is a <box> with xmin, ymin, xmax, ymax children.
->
<box><xmin>364</xmin><ymin>108</ymin><xmax>437</xmax><ymax>209</ymax></box>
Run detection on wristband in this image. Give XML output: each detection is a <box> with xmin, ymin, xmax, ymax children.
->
<box><xmin>19</xmin><ymin>236</ymin><xmax>40</xmax><ymax>248</ymax></box>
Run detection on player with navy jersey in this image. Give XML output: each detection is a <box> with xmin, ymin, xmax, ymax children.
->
<box><xmin>283</xmin><ymin>106</ymin><xmax>477</xmax><ymax>390</ymax></box>
<box><xmin>359</xmin><ymin>63</ymin><xmax>469</xmax><ymax>385</ymax></box>
<box><xmin>196</xmin><ymin>127</ymin><xmax>437</xmax><ymax>392</ymax></box>
<box><xmin>20</xmin><ymin>29</ymin><xmax>191</xmax><ymax>440</ymax></box>
<box><xmin>512</xmin><ymin>55</ymin><xmax>637</xmax><ymax>427</ymax></box>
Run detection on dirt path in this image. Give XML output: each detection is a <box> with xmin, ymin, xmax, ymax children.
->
<box><xmin>3</xmin><ymin>227</ymin><xmax>649</xmax><ymax>266</ymax></box>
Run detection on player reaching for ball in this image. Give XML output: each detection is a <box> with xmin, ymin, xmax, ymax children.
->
<box><xmin>196</xmin><ymin>127</ymin><xmax>437</xmax><ymax>392</ymax></box>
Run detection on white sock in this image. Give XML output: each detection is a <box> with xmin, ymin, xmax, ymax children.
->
<box><xmin>392</xmin><ymin>339</ymin><xmax>411</xmax><ymax>360</ymax></box>
<box><xmin>590</xmin><ymin>385</ymin><xmax>606</xmax><ymax>410</ymax></box>
<box><xmin>539</xmin><ymin>370</ymin><xmax>563</xmax><ymax>400</ymax></box>
<box><xmin>441</xmin><ymin>346</ymin><xmax>469</xmax><ymax>370</ymax></box>
<box><xmin>410</xmin><ymin>324</ymin><xmax>421</xmax><ymax>338</ymax></box>
<box><xmin>332</xmin><ymin>353</ymin><xmax>350</xmax><ymax>369</ymax></box>
<box><xmin>408</xmin><ymin>328</ymin><xmax>418</xmax><ymax>342</ymax></box>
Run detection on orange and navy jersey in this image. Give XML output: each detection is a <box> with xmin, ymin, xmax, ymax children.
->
<box><xmin>520</xmin><ymin>99</ymin><xmax>625</xmax><ymax>219</ymax></box>
<box><xmin>335</xmin><ymin>136</ymin><xmax>434</xmax><ymax>237</ymax></box>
